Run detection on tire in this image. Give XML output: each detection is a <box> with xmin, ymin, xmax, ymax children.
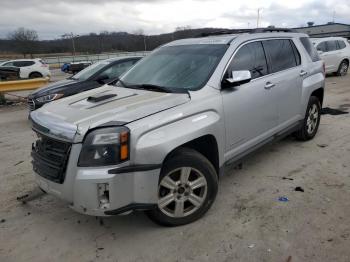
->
<box><xmin>295</xmin><ymin>96</ymin><xmax>321</xmax><ymax>141</ymax></box>
<box><xmin>29</xmin><ymin>72</ymin><xmax>43</xmax><ymax>78</ymax></box>
<box><xmin>336</xmin><ymin>60</ymin><xmax>349</xmax><ymax>76</ymax></box>
<box><xmin>147</xmin><ymin>148</ymin><xmax>218</xmax><ymax>226</ymax></box>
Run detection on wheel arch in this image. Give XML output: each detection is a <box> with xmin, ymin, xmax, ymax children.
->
<box><xmin>29</xmin><ymin>71</ymin><xmax>43</xmax><ymax>78</ymax></box>
<box><xmin>310</xmin><ymin>87</ymin><xmax>324</xmax><ymax>106</ymax></box>
<box><xmin>163</xmin><ymin>135</ymin><xmax>220</xmax><ymax>176</ymax></box>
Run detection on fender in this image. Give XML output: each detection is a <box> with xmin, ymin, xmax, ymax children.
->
<box><xmin>301</xmin><ymin>71</ymin><xmax>324</xmax><ymax>113</ymax></box>
<box><xmin>132</xmin><ymin>110</ymin><xmax>224</xmax><ymax>167</ymax></box>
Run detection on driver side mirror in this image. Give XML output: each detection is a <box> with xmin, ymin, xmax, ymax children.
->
<box><xmin>223</xmin><ymin>70</ymin><xmax>252</xmax><ymax>88</ymax></box>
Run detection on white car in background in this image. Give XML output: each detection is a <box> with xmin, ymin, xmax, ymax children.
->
<box><xmin>0</xmin><ymin>59</ymin><xmax>51</xmax><ymax>79</ymax></box>
<box><xmin>311</xmin><ymin>37</ymin><xmax>350</xmax><ymax>76</ymax></box>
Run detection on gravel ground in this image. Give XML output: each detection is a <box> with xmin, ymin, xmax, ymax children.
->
<box><xmin>0</xmin><ymin>75</ymin><xmax>349</xmax><ymax>262</ymax></box>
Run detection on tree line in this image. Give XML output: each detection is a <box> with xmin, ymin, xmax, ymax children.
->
<box><xmin>0</xmin><ymin>27</ymin><xmax>227</xmax><ymax>58</ymax></box>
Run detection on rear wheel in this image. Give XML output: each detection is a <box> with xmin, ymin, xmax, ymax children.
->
<box><xmin>295</xmin><ymin>96</ymin><xmax>321</xmax><ymax>141</ymax></box>
<box><xmin>29</xmin><ymin>72</ymin><xmax>43</xmax><ymax>78</ymax></box>
<box><xmin>336</xmin><ymin>60</ymin><xmax>348</xmax><ymax>76</ymax></box>
<box><xmin>147</xmin><ymin>148</ymin><xmax>218</xmax><ymax>226</ymax></box>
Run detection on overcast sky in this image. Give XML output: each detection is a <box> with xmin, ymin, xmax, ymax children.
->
<box><xmin>0</xmin><ymin>0</ymin><xmax>349</xmax><ymax>40</ymax></box>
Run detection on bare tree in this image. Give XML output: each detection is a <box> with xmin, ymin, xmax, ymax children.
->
<box><xmin>7</xmin><ymin>27</ymin><xmax>39</xmax><ymax>58</ymax></box>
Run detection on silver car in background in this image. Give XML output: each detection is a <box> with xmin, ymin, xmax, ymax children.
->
<box><xmin>30</xmin><ymin>29</ymin><xmax>325</xmax><ymax>226</ymax></box>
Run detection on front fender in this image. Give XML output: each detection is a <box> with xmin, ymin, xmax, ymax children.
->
<box><xmin>132</xmin><ymin>110</ymin><xmax>223</xmax><ymax>166</ymax></box>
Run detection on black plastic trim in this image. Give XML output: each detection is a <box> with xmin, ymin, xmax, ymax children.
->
<box><xmin>104</xmin><ymin>203</ymin><xmax>157</xmax><ymax>215</ymax></box>
<box><xmin>108</xmin><ymin>164</ymin><xmax>162</xmax><ymax>174</ymax></box>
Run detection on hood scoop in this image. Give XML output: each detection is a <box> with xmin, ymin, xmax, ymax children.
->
<box><xmin>87</xmin><ymin>94</ymin><xmax>117</xmax><ymax>103</ymax></box>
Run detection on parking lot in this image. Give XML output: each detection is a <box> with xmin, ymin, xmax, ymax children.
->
<box><xmin>0</xmin><ymin>74</ymin><xmax>349</xmax><ymax>262</ymax></box>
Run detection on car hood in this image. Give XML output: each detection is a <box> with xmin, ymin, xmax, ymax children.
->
<box><xmin>30</xmin><ymin>78</ymin><xmax>78</xmax><ymax>97</ymax></box>
<box><xmin>30</xmin><ymin>85</ymin><xmax>190</xmax><ymax>142</ymax></box>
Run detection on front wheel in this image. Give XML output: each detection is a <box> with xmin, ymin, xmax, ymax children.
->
<box><xmin>147</xmin><ymin>148</ymin><xmax>218</xmax><ymax>226</ymax></box>
<box><xmin>295</xmin><ymin>96</ymin><xmax>321</xmax><ymax>141</ymax></box>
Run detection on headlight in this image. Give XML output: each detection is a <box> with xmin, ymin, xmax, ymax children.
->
<box><xmin>36</xmin><ymin>93</ymin><xmax>63</xmax><ymax>103</ymax></box>
<box><xmin>78</xmin><ymin>127</ymin><xmax>130</xmax><ymax>167</ymax></box>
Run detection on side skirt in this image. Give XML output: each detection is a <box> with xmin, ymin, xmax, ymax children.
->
<box><xmin>219</xmin><ymin>121</ymin><xmax>302</xmax><ymax>175</ymax></box>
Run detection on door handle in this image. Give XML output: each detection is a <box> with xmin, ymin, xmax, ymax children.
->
<box><xmin>300</xmin><ymin>70</ymin><xmax>307</xmax><ymax>77</ymax></box>
<box><xmin>264</xmin><ymin>82</ymin><xmax>275</xmax><ymax>90</ymax></box>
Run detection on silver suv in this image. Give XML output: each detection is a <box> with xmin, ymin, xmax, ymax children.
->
<box><xmin>30</xmin><ymin>29</ymin><xmax>325</xmax><ymax>226</ymax></box>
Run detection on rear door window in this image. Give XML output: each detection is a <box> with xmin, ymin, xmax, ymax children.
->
<box><xmin>300</xmin><ymin>37</ymin><xmax>320</xmax><ymax>62</ymax></box>
<box><xmin>326</xmin><ymin>41</ymin><xmax>337</xmax><ymax>52</ymax></box>
<box><xmin>227</xmin><ymin>41</ymin><xmax>268</xmax><ymax>79</ymax></box>
<box><xmin>262</xmin><ymin>39</ymin><xmax>298</xmax><ymax>73</ymax></box>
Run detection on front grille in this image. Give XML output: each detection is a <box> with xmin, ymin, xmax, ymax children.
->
<box><xmin>27</xmin><ymin>98</ymin><xmax>35</xmax><ymax>111</ymax></box>
<box><xmin>31</xmin><ymin>133</ymin><xmax>71</xmax><ymax>184</ymax></box>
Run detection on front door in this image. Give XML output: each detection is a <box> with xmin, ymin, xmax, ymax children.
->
<box><xmin>222</xmin><ymin>41</ymin><xmax>278</xmax><ymax>161</ymax></box>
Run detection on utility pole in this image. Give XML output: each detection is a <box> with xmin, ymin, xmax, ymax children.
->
<box><xmin>332</xmin><ymin>10</ymin><xmax>336</xmax><ymax>23</ymax></box>
<box><xmin>257</xmin><ymin>8</ymin><xmax>262</xmax><ymax>28</ymax></box>
<box><xmin>143</xmin><ymin>35</ymin><xmax>147</xmax><ymax>51</ymax></box>
<box><xmin>62</xmin><ymin>32</ymin><xmax>80</xmax><ymax>57</ymax></box>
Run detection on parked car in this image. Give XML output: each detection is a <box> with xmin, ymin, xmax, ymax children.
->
<box><xmin>27</xmin><ymin>56</ymin><xmax>142</xmax><ymax>111</ymax></box>
<box><xmin>61</xmin><ymin>61</ymin><xmax>93</xmax><ymax>74</ymax></box>
<box><xmin>311</xmin><ymin>37</ymin><xmax>350</xmax><ymax>76</ymax></box>
<box><xmin>0</xmin><ymin>59</ymin><xmax>51</xmax><ymax>79</ymax></box>
<box><xmin>30</xmin><ymin>29</ymin><xmax>325</xmax><ymax>226</ymax></box>
<box><xmin>0</xmin><ymin>66</ymin><xmax>20</xmax><ymax>81</ymax></box>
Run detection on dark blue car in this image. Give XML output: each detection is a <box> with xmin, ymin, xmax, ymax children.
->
<box><xmin>28</xmin><ymin>56</ymin><xmax>142</xmax><ymax>111</ymax></box>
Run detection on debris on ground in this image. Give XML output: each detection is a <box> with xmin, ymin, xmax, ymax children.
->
<box><xmin>248</xmin><ymin>244</ymin><xmax>255</xmax><ymax>248</ymax></box>
<box><xmin>14</xmin><ymin>160</ymin><xmax>24</xmax><ymax>166</ymax></box>
<box><xmin>295</xmin><ymin>187</ymin><xmax>305</xmax><ymax>192</ymax></box>
<box><xmin>317</xmin><ymin>144</ymin><xmax>328</xmax><ymax>148</ymax></box>
<box><xmin>321</xmin><ymin>107</ymin><xmax>349</xmax><ymax>115</ymax></box>
<box><xmin>278</xmin><ymin>196</ymin><xmax>289</xmax><ymax>202</ymax></box>
<box><xmin>16</xmin><ymin>194</ymin><xmax>29</xmax><ymax>203</ymax></box>
<box><xmin>0</xmin><ymin>219</ymin><xmax>6</xmax><ymax>223</ymax></box>
<box><xmin>16</xmin><ymin>189</ymin><xmax>46</xmax><ymax>204</ymax></box>
<box><xmin>282</xmin><ymin>177</ymin><xmax>294</xmax><ymax>181</ymax></box>
<box><xmin>286</xmin><ymin>256</ymin><xmax>292</xmax><ymax>262</ymax></box>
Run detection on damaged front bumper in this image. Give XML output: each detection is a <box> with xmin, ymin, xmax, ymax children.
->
<box><xmin>34</xmin><ymin>143</ymin><xmax>160</xmax><ymax>216</ymax></box>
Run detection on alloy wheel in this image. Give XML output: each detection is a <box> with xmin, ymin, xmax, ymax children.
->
<box><xmin>158</xmin><ymin>167</ymin><xmax>208</xmax><ymax>218</ymax></box>
<box><xmin>306</xmin><ymin>104</ymin><xmax>319</xmax><ymax>135</ymax></box>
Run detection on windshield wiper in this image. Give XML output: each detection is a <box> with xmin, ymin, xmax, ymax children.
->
<box><xmin>131</xmin><ymin>84</ymin><xmax>173</xmax><ymax>93</ymax></box>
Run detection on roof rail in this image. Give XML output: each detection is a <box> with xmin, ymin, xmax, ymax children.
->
<box><xmin>199</xmin><ymin>29</ymin><xmax>251</xmax><ymax>37</ymax></box>
<box><xmin>199</xmin><ymin>27</ymin><xmax>297</xmax><ymax>37</ymax></box>
<box><xmin>251</xmin><ymin>27</ymin><xmax>297</xmax><ymax>33</ymax></box>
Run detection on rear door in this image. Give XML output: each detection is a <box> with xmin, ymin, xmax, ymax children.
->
<box><xmin>13</xmin><ymin>61</ymin><xmax>35</xmax><ymax>78</ymax></box>
<box><xmin>222</xmin><ymin>41</ymin><xmax>278</xmax><ymax>160</ymax></box>
<box><xmin>262</xmin><ymin>39</ymin><xmax>303</xmax><ymax>129</ymax></box>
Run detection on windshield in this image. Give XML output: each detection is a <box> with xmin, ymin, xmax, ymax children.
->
<box><xmin>71</xmin><ymin>61</ymin><xmax>110</xmax><ymax>81</ymax></box>
<box><xmin>119</xmin><ymin>44</ymin><xmax>228</xmax><ymax>91</ymax></box>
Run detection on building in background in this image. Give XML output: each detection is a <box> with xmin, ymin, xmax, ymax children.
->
<box><xmin>295</xmin><ymin>23</ymin><xmax>350</xmax><ymax>39</ymax></box>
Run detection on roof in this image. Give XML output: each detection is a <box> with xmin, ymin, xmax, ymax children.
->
<box><xmin>166</xmin><ymin>31</ymin><xmax>307</xmax><ymax>47</ymax></box>
<box><xmin>167</xmin><ymin>34</ymin><xmax>239</xmax><ymax>46</ymax></box>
